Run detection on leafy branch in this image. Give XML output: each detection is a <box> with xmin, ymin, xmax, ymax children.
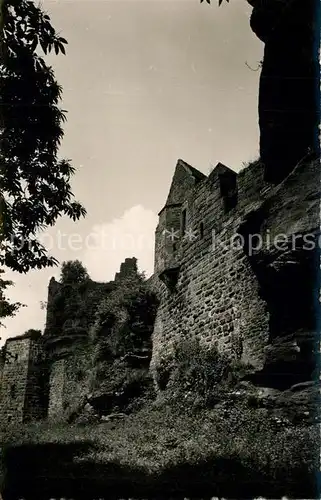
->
<box><xmin>200</xmin><ymin>0</ymin><xmax>230</xmax><ymax>5</ymax></box>
<box><xmin>0</xmin><ymin>1</ymin><xmax>86</xmax><ymax>323</ymax></box>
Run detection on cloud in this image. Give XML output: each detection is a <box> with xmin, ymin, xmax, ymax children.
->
<box><xmin>82</xmin><ymin>204</ymin><xmax>157</xmax><ymax>281</ymax></box>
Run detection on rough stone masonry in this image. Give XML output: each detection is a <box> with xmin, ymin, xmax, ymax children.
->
<box><xmin>149</xmin><ymin>157</ymin><xmax>319</xmax><ymax>391</ymax></box>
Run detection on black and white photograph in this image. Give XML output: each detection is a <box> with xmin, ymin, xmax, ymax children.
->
<box><xmin>0</xmin><ymin>0</ymin><xmax>320</xmax><ymax>498</ymax></box>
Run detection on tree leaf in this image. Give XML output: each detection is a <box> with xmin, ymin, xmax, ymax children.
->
<box><xmin>30</xmin><ymin>35</ymin><xmax>38</xmax><ymax>52</ymax></box>
<box><xmin>39</xmin><ymin>39</ymin><xmax>47</xmax><ymax>54</ymax></box>
<box><xmin>58</xmin><ymin>42</ymin><xmax>66</xmax><ymax>55</ymax></box>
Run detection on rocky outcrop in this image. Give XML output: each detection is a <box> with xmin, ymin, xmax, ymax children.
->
<box><xmin>243</xmin><ymin>380</ymin><xmax>320</xmax><ymax>425</ymax></box>
<box><xmin>249</xmin><ymin>0</ymin><xmax>320</xmax><ymax>183</ymax></box>
<box><xmin>238</xmin><ymin>157</ymin><xmax>320</xmax><ymax>389</ymax></box>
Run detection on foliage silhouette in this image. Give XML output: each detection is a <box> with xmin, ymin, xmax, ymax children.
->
<box><xmin>0</xmin><ymin>1</ymin><xmax>86</xmax><ymax>323</ymax></box>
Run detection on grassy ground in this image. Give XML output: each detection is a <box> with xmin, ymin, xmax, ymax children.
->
<box><xmin>0</xmin><ymin>394</ymin><xmax>319</xmax><ymax>499</ymax></box>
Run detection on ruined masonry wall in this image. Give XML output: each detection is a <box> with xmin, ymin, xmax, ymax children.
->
<box><xmin>48</xmin><ymin>359</ymin><xmax>65</xmax><ymax>420</ymax></box>
<box><xmin>150</xmin><ymin>162</ymin><xmax>272</xmax><ymax>382</ymax></box>
<box><xmin>0</xmin><ymin>339</ymin><xmax>32</xmax><ymax>426</ymax></box>
<box><xmin>23</xmin><ymin>340</ymin><xmax>47</xmax><ymax>422</ymax></box>
<box><xmin>48</xmin><ymin>345</ymin><xmax>91</xmax><ymax>422</ymax></box>
<box><xmin>62</xmin><ymin>347</ymin><xmax>92</xmax><ymax>418</ymax></box>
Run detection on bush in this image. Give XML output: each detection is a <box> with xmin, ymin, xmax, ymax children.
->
<box><xmin>60</xmin><ymin>260</ymin><xmax>90</xmax><ymax>284</ymax></box>
<box><xmin>154</xmin><ymin>356</ymin><xmax>172</xmax><ymax>391</ymax></box>
<box><xmin>169</xmin><ymin>338</ymin><xmax>231</xmax><ymax>403</ymax></box>
<box><xmin>46</xmin><ymin>261</ymin><xmax>115</xmax><ymax>337</ymax></box>
<box><xmin>92</xmin><ymin>340</ymin><xmax>114</xmax><ymax>364</ymax></box>
<box><xmin>91</xmin><ymin>274</ymin><xmax>158</xmax><ymax>356</ymax></box>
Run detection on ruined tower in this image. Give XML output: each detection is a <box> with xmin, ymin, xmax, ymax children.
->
<box><xmin>114</xmin><ymin>257</ymin><xmax>139</xmax><ymax>282</ymax></box>
<box><xmin>154</xmin><ymin>159</ymin><xmax>207</xmax><ymax>289</ymax></box>
<box><xmin>0</xmin><ymin>330</ymin><xmax>46</xmax><ymax>426</ymax></box>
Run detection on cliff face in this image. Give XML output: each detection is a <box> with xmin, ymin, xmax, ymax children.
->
<box><xmin>237</xmin><ymin>157</ymin><xmax>320</xmax><ymax>388</ymax></box>
<box><xmin>250</xmin><ymin>0</ymin><xmax>320</xmax><ymax>183</ymax></box>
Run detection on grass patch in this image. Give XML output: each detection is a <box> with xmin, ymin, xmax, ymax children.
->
<box><xmin>0</xmin><ymin>398</ymin><xmax>319</xmax><ymax>499</ymax></box>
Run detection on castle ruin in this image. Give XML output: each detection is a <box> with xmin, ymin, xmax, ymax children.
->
<box><xmin>0</xmin><ymin>0</ymin><xmax>319</xmax><ymax>429</ymax></box>
<box><xmin>0</xmin><ymin>154</ymin><xmax>319</xmax><ymax>426</ymax></box>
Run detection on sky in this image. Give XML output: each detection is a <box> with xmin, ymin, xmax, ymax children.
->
<box><xmin>1</xmin><ymin>0</ymin><xmax>263</xmax><ymax>344</ymax></box>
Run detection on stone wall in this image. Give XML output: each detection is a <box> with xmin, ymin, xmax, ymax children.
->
<box><xmin>23</xmin><ymin>339</ymin><xmax>47</xmax><ymax>422</ymax></box>
<box><xmin>150</xmin><ymin>157</ymin><xmax>319</xmax><ymax>389</ymax></box>
<box><xmin>48</xmin><ymin>359</ymin><xmax>65</xmax><ymax>421</ymax></box>
<box><xmin>0</xmin><ymin>335</ymin><xmax>44</xmax><ymax>426</ymax></box>
<box><xmin>0</xmin><ymin>338</ymin><xmax>31</xmax><ymax>426</ymax></box>
<box><xmin>150</xmin><ymin>161</ymin><xmax>270</xmax><ymax>381</ymax></box>
<box><xmin>47</xmin><ymin>339</ymin><xmax>92</xmax><ymax>422</ymax></box>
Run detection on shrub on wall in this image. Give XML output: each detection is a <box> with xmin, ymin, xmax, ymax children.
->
<box><xmin>92</xmin><ymin>339</ymin><xmax>114</xmax><ymax>365</ymax></box>
<box><xmin>22</xmin><ymin>329</ymin><xmax>42</xmax><ymax>340</ymax></box>
<box><xmin>87</xmin><ymin>272</ymin><xmax>159</xmax><ymax>415</ymax></box>
<box><xmin>60</xmin><ymin>260</ymin><xmax>90</xmax><ymax>284</ymax></box>
<box><xmin>91</xmin><ymin>273</ymin><xmax>159</xmax><ymax>357</ymax></box>
<box><xmin>45</xmin><ymin>260</ymin><xmax>115</xmax><ymax>337</ymax></box>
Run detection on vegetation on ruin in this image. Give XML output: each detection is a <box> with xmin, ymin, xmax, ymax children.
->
<box><xmin>165</xmin><ymin>338</ymin><xmax>231</xmax><ymax>401</ymax></box>
<box><xmin>44</xmin><ymin>259</ymin><xmax>159</xmax><ymax>418</ymax></box>
<box><xmin>45</xmin><ymin>261</ymin><xmax>114</xmax><ymax>338</ymax></box>
<box><xmin>92</xmin><ymin>271</ymin><xmax>159</xmax><ymax>354</ymax></box>
<box><xmin>87</xmin><ymin>268</ymin><xmax>159</xmax><ymax>416</ymax></box>
<box><xmin>0</xmin><ymin>0</ymin><xmax>319</xmax><ymax>496</ymax></box>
